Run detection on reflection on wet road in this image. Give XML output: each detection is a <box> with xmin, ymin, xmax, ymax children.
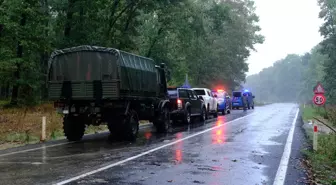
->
<box><xmin>0</xmin><ymin>103</ymin><xmax>301</xmax><ymax>185</ymax></box>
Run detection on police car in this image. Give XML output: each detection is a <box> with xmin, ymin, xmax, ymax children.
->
<box><xmin>231</xmin><ymin>90</ymin><xmax>255</xmax><ymax>109</ymax></box>
<box><xmin>212</xmin><ymin>89</ymin><xmax>231</xmax><ymax>115</ymax></box>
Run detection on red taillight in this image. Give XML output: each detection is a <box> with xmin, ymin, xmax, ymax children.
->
<box><xmin>177</xmin><ymin>99</ymin><xmax>182</xmax><ymax>109</ymax></box>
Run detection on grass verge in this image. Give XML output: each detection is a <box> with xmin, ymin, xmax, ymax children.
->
<box><xmin>0</xmin><ymin>103</ymin><xmax>151</xmax><ymax>150</ymax></box>
<box><xmin>301</xmin><ymin>105</ymin><xmax>336</xmax><ymax>185</ymax></box>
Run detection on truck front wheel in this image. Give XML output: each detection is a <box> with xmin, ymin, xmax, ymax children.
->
<box><xmin>63</xmin><ymin>115</ymin><xmax>86</xmax><ymax>141</ymax></box>
<box><xmin>155</xmin><ymin>106</ymin><xmax>171</xmax><ymax>133</ymax></box>
<box><xmin>123</xmin><ymin>110</ymin><xmax>139</xmax><ymax>142</ymax></box>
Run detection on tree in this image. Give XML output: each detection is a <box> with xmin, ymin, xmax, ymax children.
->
<box><xmin>0</xmin><ymin>0</ymin><xmax>264</xmax><ymax>105</ymax></box>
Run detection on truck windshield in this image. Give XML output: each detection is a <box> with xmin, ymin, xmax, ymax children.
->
<box><xmin>233</xmin><ymin>92</ymin><xmax>242</xmax><ymax>97</ymax></box>
<box><xmin>194</xmin><ymin>90</ymin><xmax>206</xmax><ymax>95</ymax></box>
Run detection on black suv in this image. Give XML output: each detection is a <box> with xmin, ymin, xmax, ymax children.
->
<box><xmin>167</xmin><ymin>87</ymin><xmax>207</xmax><ymax>124</ymax></box>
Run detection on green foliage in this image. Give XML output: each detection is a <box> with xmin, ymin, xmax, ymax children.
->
<box><xmin>318</xmin><ymin>0</ymin><xmax>336</xmax><ymax>104</ymax></box>
<box><xmin>0</xmin><ymin>0</ymin><xmax>263</xmax><ymax>105</ymax></box>
<box><xmin>244</xmin><ymin>43</ymin><xmax>330</xmax><ymax>103</ymax></box>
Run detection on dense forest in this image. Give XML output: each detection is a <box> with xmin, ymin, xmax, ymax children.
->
<box><xmin>245</xmin><ymin>0</ymin><xmax>336</xmax><ymax>105</ymax></box>
<box><xmin>0</xmin><ymin>0</ymin><xmax>263</xmax><ymax>105</ymax></box>
<box><xmin>244</xmin><ymin>47</ymin><xmax>326</xmax><ymax>103</ymax></box>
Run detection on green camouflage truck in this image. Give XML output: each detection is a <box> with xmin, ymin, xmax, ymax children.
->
<box><xmin>47</xmin><ymin>45</ymin><xmax>171</xmax><ymax>141</ymax></box>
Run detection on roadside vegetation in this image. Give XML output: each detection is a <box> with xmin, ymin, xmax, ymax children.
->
<box><xmin>301</xmin><ymin>105</ymin><xmax>336</xmax><ymax>185</ymax></box>
<box><xmin>0</xmin><ymin>102</ymin><xmax>109</xmax><ymax>149</ymax></box>
<box><xmin>0</xmin><ymin>1</ymin><xmax>263</xmax><ymax>148</ymax></box>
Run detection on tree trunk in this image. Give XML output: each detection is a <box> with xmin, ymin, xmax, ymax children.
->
<box><xmin>146</xmin><ymin>27</ymin><xmax>163</xmax><ymax>58</ymax></box>
<box><xmin>10</xmin><ymin>13</ymin><xmax>26</xmax><ymax>105</ymax></box>
<box><xmin>40</xmin><ymin>0</ymin><xmax>49</xmax><ymax>100</ymax></box>
<box><xmin>105</xmin><ymin>1</ymin><xmax>135</xmax><ymax>42</ymax></box>
<box><xmin>63</xmin><ymin>0</ymin><xmax>76</xmax><ymax>46</ymax></box>
<box><xmin>118</xmin><ymin>4</ymin><xmax>139</xmax><ymax>49</ymax></box>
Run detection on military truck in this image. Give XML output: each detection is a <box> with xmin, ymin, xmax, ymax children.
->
<box><xmin>47</xmin><ymin>45</ymin><xmax>171</xmax><ymax>141</ymax></box>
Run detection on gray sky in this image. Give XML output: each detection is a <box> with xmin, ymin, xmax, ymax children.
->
<box><xmin>247</xmin><ymin>0</ymin><xmax>324</xmax><ymax>76</ymax></box>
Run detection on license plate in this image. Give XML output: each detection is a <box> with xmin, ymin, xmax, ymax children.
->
<box><xmin>233</xmin><ymin>103</ymin><xmax>239</xmax><ymax>105</ymax></box>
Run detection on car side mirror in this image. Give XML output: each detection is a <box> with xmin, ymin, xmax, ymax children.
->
<box><xmin>198</xmin><ymin>96</ymin><xmax>204</xmax><ymax>100</ymax></box>
<box><xmin>214</xmin><ymin>94</ymin><xmax>217</xmax><ymax>98</ymax></box>
<box><xmin>226</xmin><ymin>96</ymin><xmax>230</xmax><ymax>99</ymax></box>
<box><xmin>252</xmin><ymin>95</ymin><xmax>255</xmax><ymax>98</ymax></box>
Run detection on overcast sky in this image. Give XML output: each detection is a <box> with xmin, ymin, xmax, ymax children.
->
<box><xmin>246</xmin><ymin>0</ymin><xmax>324</xmax><ymax>76</ymax></box>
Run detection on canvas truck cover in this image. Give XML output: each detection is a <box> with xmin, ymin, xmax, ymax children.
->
<box><xmin>47</xmin><ymin>45</ymin><xmax>159</xmax><ymax>100</ymax></box>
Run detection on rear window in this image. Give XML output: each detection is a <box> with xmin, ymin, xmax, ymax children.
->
<box><xmin>178</xmin><ymin>89</ymin><xmax>189</xmax><ymax>98</ymax></box>
<box><xmin>194</xmin><ymin>90</ymin><xmax>206</xmax><ymax>95</ymax></box>
<box><xmin>168</xmin><ymin>90</ymin><xmax>177</xmax><ymax>98</ymax></box>
<box><xmin>233</xmin><ymin>92</ymin><xmax>242</xmax><ymax>97</ymax></box>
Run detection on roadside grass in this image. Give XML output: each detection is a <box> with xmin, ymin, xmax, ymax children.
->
<box><xmin>0</xmin><ymin>103</ymin><xmax>152</xmax><ymax>150</ymax></box>
<box><xmin>301</xmin><ymin>105</ymin><xmax>319</xmax><ymax>122</ymax></box>
<box><xmin>254</xmin><ymin>102</ymin><xmax>270</xmax><ymax>106</ymax></box>
<box><xmin>301</xmin><ymin>105</ymin><xmax>336</xmax><ymax>184</ymax></box>
<box><xmin>0</xmin><ymin>103</ymin><xmax>63</xmax><ymax>148</ymax></box>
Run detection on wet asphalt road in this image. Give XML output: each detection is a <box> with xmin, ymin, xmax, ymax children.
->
<box><xmin>0</xmin><ymin>103</ymin><xmax>307</xmax><ymax>185</ymax></box>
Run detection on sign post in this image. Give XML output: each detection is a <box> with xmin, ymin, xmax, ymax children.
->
<box><xmin>311</xmin><ymin>82</ymin><xmax>326</xmax><ymax>151</ymax></box>
<box><xmin>312</xmin><ymin>82</ymin><xmax>326</xmax><ymax>106</ymax></box>
<box><xmin>313</xmin><ymin>121</ymin><xmax>318</xmax><ymax>151</ymax></box>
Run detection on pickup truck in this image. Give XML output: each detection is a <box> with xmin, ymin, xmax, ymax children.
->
<box><xmin>168</xmin><ymin>87</ymin><xmax>206</xmax><ymax>124</ymax></box>
<box><xmin>192</xmin><ymin>88</ymin><xmax>218</xmax><ymax>119</ymax></box>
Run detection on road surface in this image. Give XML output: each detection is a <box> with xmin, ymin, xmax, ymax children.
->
<box><xmin>0</xmin><ymin>103</ymin><xmax>308</xmax><ymax>185</ymax></box>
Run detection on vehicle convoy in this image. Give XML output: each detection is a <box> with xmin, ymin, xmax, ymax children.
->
<box><xmin>167</xmin><ymin>87</ymin><xmax>207</xmax><ymax>124</ymax></box>
<box><xmin>192</xmin><ymin>88</ymin><xmax>218</xmax><ymax>118</ymax></box>
<box><xmin>231</xmin><ymin>90</ymin><xmax>255</xmax><ymax>110</ymax></box>
<box><xmin>47</xmin><ymin>45</ymin><xmax>171</xmax><ymax>141</ymax></box>
<box><xmin>212</xmin><ymin>89</ymin><xmax>231</xmax><ymax>115</ymax></box>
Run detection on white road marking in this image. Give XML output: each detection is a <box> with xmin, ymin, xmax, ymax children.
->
<box><xmin>273</xmin><ymin>108</ymin><xmax>300</xmax><ymax>185</ymax></box>
<box><xmin>55</xmin><ymin>113</ymin><xmax>256</xmax><ymax>185</ymax></box>
<box><xmin>0</xmin><ymin>142</ymin><xmax>75</xmax><ymax>157</ymax></box>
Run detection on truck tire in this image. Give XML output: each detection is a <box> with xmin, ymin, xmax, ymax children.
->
<box><xmin>183</xmin><ymin>108</ymin><xmax>191</xmax><ymax>125</ymax></box>
<box><xmin>200</xmin><ymin>106</ymin><xmax>206</xmax><ymax>121</ymax></box>
<box><xmin>156</xmin><ymin>106</ymin><xmax>171</xmax><ymax>133</ymax></box>
<box><xmin>63</xmin><ymin>115</ymin><xmax>86</xmax><ymax>141</ymax></box>
<box><xmin>107</xmin><ymin>120</ymin><xmax>123</xmax><ymax>141</ymax></box>
<box><xmin>123</xmin><ymin>110</ymin><xmax>139</xmax><ymax>142</ymax></box>
<box><xmin>214</xmin><ymin>105</ymin><xmax>218</xmax><ymax>118</ymax></box>
<box><xmin>206</xmin><ymin>104</ymin><xmax>209</xmax><ymax>120</ymax></box>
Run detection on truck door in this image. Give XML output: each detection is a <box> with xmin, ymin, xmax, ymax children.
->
<box><xmin>207</xmin><ymin>90</ymin><xmax>214</xmax><ymax>110</ymax></box>
<box><xmin>210</xmin><ymin>90</ymin><xmax>216</xmax><ymax>110</ymax></box>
